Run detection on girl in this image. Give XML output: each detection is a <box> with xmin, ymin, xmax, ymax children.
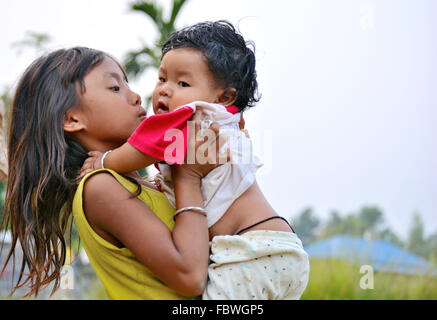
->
<box><xmin>82</xmin><ymin>21</ymin><xmax>310</xmax><ymax>300</ymax></box>
<box><xmin>0</xmin><ymin>46</ymin><xmax>226</xmax><ymax>299</ymax></box>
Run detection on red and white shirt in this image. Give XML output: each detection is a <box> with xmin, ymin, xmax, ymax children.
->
<box><xmin>128</xmin><ymin>101</ymin><xmax>262</xmax><ymax>227</ymax></box>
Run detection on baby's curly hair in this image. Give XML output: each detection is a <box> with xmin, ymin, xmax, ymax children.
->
<box><xmin>162</xmin><ymin>20</ymin><xmax>260</xmax><ymax>112</ymax></box>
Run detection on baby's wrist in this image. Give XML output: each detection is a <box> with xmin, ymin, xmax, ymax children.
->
<box><xmin>101</xmin><ymin>150</ymin><xmax>113</xmax><ymax>169</ymax></box>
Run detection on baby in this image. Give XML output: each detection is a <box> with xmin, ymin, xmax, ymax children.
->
<box><xmin>83</xmin><ymin>21</ymin><xmax>309</xmax><ymax>300</ymax></box>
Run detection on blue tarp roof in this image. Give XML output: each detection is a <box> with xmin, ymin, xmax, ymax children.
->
<box><xmin>305</xmin><ymin>235</ymin><xmax>436</xmax><ymax>276</ymax></box>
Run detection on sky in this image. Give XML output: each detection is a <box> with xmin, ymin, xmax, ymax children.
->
<box><xmin>0</xmin><ymin>0</ymin><xmax>436</xmax><ymax>240</ymax></box>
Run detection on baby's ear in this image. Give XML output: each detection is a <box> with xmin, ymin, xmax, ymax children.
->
<box><xmin>218</xmin><ymin>88</ymin><xmax>237</xmax><ymax>106</ymax></box>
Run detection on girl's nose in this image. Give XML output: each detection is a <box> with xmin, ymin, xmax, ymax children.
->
<box><xmin>130</xmin><ymin>91</ymin><xmax>142</xmax><ymax>106</ymax></box>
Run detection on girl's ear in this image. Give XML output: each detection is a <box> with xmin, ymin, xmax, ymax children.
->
<box><xmin>217</xmin><ymin>88</ymin><xmax>237</xmax><ymax>106</ymax></box>
<box><xmin>63</xmin><ymin>111</ymin><xmax>86</xmax><ymax>133</ymax></box>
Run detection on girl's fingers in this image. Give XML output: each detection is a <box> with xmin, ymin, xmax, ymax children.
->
<box><xmin>239</xmin><ymin>114</ymin><xmax>245</xmax><ymax>130</ymax></box>
<box><xmin>88</xmin><ymin>151</ymin><xmax>103</xmax><ymax>157</ymax></box>
<box><xmin>193</xmin><ymin>111</ymin><xmax>201</xmax><ymax>134</ymax></box>
<box><xmin>243</xmin><ymin>129</ymin><xmax>250</xmax><ymax>138</ymax></box>
<box><xmin>210</xmin><ymin>122</ymin><xmax>220</xmax><ymax>137</ymax></box>
<box><xmin>78</xmin><ymin>169</ymin><xmax>92</xmax><ymax>180</ymax></box>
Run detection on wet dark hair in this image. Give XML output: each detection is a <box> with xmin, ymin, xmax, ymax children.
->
<box><xmin>162</xmin><ymin>20</ymin><xmax>260</xmax><ymax>112</ymax></box>
<box><xmin>0</xmin><ymin>47</ymin><xmax>141</xmax><ymax>297</ymax></box>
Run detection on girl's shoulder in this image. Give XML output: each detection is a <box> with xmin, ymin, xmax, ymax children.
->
<box><xmin>75</xmin><ymin>169</ymin><xmax>140</xmax><ymax>248</ymax></box>
<box><xmin>73</xmin><ymin>168</ymin><xmax>175</xmax><ymax>232</ymax></box>
<box><xmin>78</xmin><ymin>168</ymin><xmax>140</xmax><ymax>198</ymax></box>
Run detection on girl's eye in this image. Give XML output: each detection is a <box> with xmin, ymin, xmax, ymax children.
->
<box><xmin>178</xmin><ymin>81</ymin><xmax>190</xmax><ymax>87</ymax></box>
<box><xmin>111</xmin><ymin>86</ymin><xmax>120</xmax><ymax>92</ymax></box>
<box><xmin>159</xmin><ymin>77</ymin><xmax>166</xmax><ymax>83</ymax></box>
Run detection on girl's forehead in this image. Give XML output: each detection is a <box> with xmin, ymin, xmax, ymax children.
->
<box><xmin>92</xmin><ymin>57</ymin><xmax>128</xmax><ymax>81</ymax></box>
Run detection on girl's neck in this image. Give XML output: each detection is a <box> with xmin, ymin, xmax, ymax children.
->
<box><xmin>124</xmin><ymin>171</ymin><xmax>143</xmax><ymax>180</ymax></box>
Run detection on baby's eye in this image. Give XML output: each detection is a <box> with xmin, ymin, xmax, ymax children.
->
<box><xmin>178</xmin><ymin>81</ymin><xmax>190</xmax><ymax>88</ymax></box>
<box><xmin>110</xmin><ymin>86</ymin><xmax>120</xmax><ymax>92</ymax></box>
<box><xmin>159</xmin><ymin>77</ymin><xmax>166</xmax><ymax>83</ymax></box>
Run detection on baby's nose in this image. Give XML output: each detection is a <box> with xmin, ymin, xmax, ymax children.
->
<box><xmin>159</xmin><ymin>83</ymin><xmax>172</xmax><ymax>97</ymax></box>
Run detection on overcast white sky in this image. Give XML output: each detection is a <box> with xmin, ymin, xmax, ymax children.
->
<box><xmin>0</xmin><ymin>0</ymin><xmax>436</xmax><ymax>239</ymax></box>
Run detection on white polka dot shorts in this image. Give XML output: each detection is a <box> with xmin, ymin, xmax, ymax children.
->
<box><xmin>202</xmin><ymin>230</ymin><xmax>310</xmax><ymax>300</ymax></box>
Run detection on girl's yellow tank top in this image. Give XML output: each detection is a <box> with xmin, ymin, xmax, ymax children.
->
<box><xmin>72</xmin><ymin>168</ymin><xmax>192</xmax><ymax>300</ymax></box>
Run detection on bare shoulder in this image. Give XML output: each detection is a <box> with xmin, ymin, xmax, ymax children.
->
<box><xmin>82</xmin><ymin>171</ymin><xmax>132</xmax><ymax>202</ymax></box>
<box><xmin>81</xmin><ymin>172</ymin><xmax>140</xmax><ymax>247</ymax></box>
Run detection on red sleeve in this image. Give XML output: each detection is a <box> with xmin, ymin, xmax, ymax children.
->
<box><xmin>225</xmin><ymin>105</ymin><xmax>239</xmax><ymax>114</ymax></box>
<box><xmin>127</xmin><ymin>106</ymin><xmax>194</xmax><ymax>165</ymax></box>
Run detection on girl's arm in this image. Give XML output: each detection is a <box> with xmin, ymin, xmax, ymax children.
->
<box><xmin>82</xmin><ymin>113</ymin><xmax>222</xmax><ymax>297</ymax></box>
<box><xmin>82</xmin><ymin>171</ymin><xmax>209</xmax><ymax>296</ymax></box>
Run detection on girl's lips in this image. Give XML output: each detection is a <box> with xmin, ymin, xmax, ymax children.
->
<box><xmin>138</xmin><ymin>109</ymin><xmax>147</xmax><ymax>119</ymax></box>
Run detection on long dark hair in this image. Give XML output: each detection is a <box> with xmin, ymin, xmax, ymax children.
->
<box><xmin>0</xmin><ymin>47</ymin><xmax>140</xmax><ymax>297</ymax></box>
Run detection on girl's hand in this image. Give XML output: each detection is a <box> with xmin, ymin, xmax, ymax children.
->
<box><xmin>239</xmin><ymin>113</ymin><xmax>250</xmax><ymax>138</ymax></box>
<box><xmin>78</xmin><ymin>151</ymin><xmax>104</xmax><ymax>179</ymax></box>
<box><xmin>172</xmin><ymin>111</ymin><xmax>230</xmax><ymax>181</ymax></box>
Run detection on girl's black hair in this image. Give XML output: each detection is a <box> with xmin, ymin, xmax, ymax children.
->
<box><xmin>0</xmin><ymin>47</ymin><xmax>141</xmax><ymax>297</ymax></box>
<box><xmin>162</xmin><ymin>20</ymin><xmax>261</xmax><ymax>112</ymax></box>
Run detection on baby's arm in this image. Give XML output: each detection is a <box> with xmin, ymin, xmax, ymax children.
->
<box><xmin>79</xmin><ymin>107</ymin><xmax>197</xmax><ymax>176</ymax></box>
<box><xmin>80</xmin><ymin>142</ymin><xmax>159</xmax><ymax>177</ymax></box>
<box><xmin>103</xmin><ymin>142</ymin><xmax>159</xmax><ymax>173</ymax></box>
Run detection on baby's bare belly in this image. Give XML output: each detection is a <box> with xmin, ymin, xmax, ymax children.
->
<box><xmin>208</xmin><ymin>182</ymin><xmax>292</xmax><ymax>240</ymax></box>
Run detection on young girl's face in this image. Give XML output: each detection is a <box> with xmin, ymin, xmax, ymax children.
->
<box><xmin>152</xmin><ymin>48</ymin><xmax>225</xmax><ymax>115</ymax></box>
<box><xmin>75</xmin><ymin>57</ymin><xmax>147</xmax><ymax>149</ymax></box>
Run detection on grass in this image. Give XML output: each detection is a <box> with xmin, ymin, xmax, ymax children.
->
<box><xmin>301</xmin><ymin>258</ymin><xmax>437</xmax><ymax>300</ymax></box>
<box><xmin>3</xmin><ymin>257</ymin><xmax>435</xmax><ymax>300</ymax></box>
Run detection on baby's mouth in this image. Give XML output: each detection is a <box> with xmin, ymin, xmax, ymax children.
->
<box><xmin>156</xmin><ymin>101</ymin><xmax>169</xmax><ymax>114</ymax></box>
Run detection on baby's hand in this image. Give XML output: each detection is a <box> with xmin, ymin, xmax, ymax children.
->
<box><xmin>78</xmin><ymin>151</ymin><xmax>104</xmax><ymax>179</ymax></box>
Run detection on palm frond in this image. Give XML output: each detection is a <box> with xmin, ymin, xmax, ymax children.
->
<box><xmin>131</xmin><ymin>1</ymin><xmax>164</xmax><ymax>28</ymax></box>
<box><xmin>169</xmin><ymin>0</ymin><xmax>188</xmax><ymax>26</ymax></box>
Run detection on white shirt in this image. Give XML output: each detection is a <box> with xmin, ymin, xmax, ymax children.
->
<box><xmin>154</xmin><ymin>101</ymin><xmax>263</xmax><ymax>227</ymax></box>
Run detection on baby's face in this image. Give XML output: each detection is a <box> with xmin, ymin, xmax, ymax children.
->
<box><xmin>152</xmin><ymin>48</ymin><xmax>224</xmax><ymax>114</ymax></box>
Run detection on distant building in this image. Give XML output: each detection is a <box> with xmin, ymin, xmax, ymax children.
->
<box><xmin>305</xmin><ymin>235</ymin><xmax>436</xmax><ymax>276</ymax></box>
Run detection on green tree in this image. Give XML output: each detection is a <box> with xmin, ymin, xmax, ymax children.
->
<box><xmin>124</xmin><ymin>0</ymin><xmax>188</xmax><ymax>81</ymax></box>
<box><xmin>291</xmin><ymin>207</ymin><xmax>320</xmax><ymax>245</ymax></box>
<box><xmin>1</xmin><ymin>88</ymin><xmax>12</xmax><ymax>111</ymax></box>
<box><xmin>426</xmin><ymin>231</ymin><xmax>437</xmax><ymax>267</ymax></box>
<box><xmin>407</xmin><ymin>212</ymin><xmax>428</xmax><ymax>258</ymax></box>
<box><xmin>378</xmin><ymin>227</ymin><xmax>404</xmax><ymax>247</ymax></box>
<box><xmin>321</xmin><ymin>206</ymin><xmax>386</xmax><ymax>239</ymax></box>
<box><xmin>358</xmin><ymin>206</ymin><xmax>384</xmax><ymax>235</ymax></box>
<box><xmin>11</xmin><ymin>31</ymin><xmax>52</xmax><ymax>56</ymax></box>
<box><xmin>321</xmin><ymin>210</ymin><xmax>341</xmax><ymax>238</ymax></box>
